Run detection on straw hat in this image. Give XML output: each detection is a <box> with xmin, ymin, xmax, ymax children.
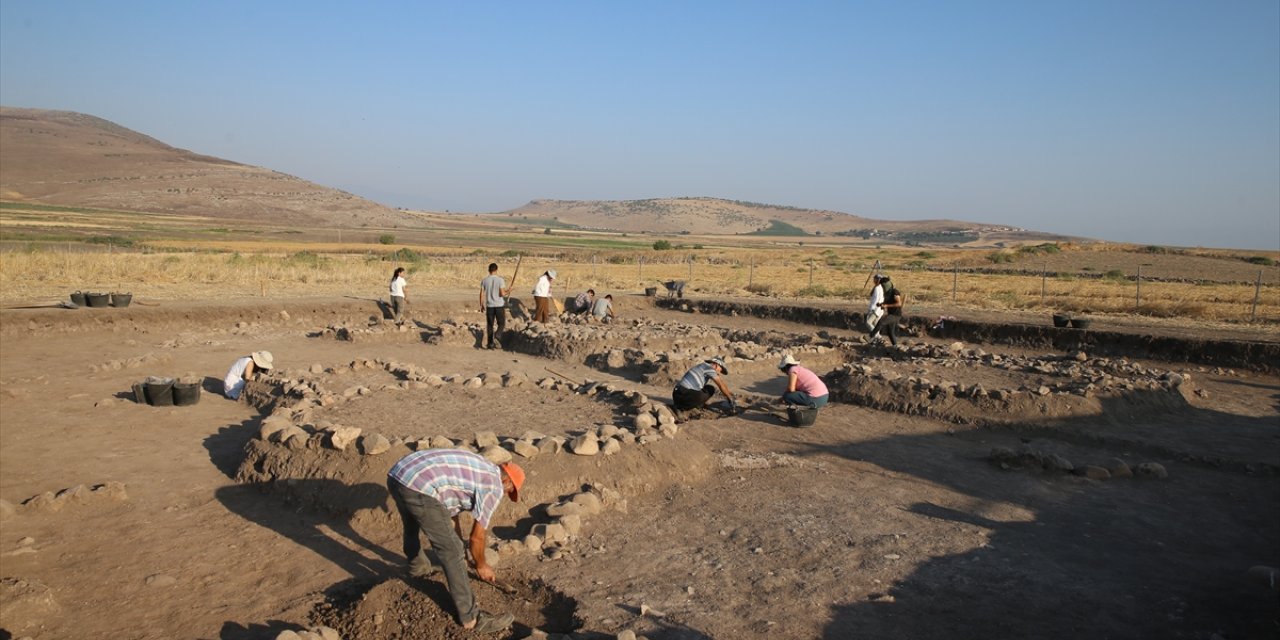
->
<box><xmin>778</xmin><ymin>354</ymin><xmax>800</xmax><ymax>370</ymax></box>
<box><xmin>251</xmin><ymin>351</ymin><xmax>274</xmax><ymax>370</ymax></box>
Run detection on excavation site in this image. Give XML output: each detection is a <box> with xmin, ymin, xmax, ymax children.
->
<box><xmin>1</xmin><ymin>294</ymin><xmax>1277</xmax><ymax>640</ymax></box>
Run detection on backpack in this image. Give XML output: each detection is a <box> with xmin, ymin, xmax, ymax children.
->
<box><xmin>884</xmin><ymin>287</ymin><xmax>905</xmax><ymax>314</ymax></box>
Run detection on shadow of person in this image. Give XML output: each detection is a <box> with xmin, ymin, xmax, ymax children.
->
<box><xmin>215</xmin><ymin>618</ymin><xmax>297</xmax><ymax>640</ymax></box>
<box><xmin>806</xmin><ymin>389</ymin><xmax>1280</xmax><ymax>639</ymax></box>
<box><xmin>507</xmin><ymin>297</ymin><xmax>530</xmax><ymax>322</ymax></box>
<box><xmin>215</xmin><ymin>480</ymin><xmax>401</xmax><ymax>582</ymax></box>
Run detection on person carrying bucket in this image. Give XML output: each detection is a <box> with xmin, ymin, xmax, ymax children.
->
<box><xmin>224</xmin><ymin>351</ymin><xmax>273</xmax><ymax>400</ymax></box>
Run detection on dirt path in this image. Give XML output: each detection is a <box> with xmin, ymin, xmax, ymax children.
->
<box><xmin>1</xmin><ymin>295</ymin><xmax>1276</xmax><ymax>639</ymax></box>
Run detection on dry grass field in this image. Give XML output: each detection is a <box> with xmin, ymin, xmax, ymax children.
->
<box><xmin>1</xmin><ymin>201</ymin><xmax>1277</xmax><ymax>326</ymax></box>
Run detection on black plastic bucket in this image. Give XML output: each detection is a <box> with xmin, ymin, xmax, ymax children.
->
<box><xmin>111</xmin><ymin>293</ymin><xmax>132</xmax><ymax>308</ymax></box>
<box><xmin>71</xmin><ymin>291</ymin><xmax>87</xmax><ymax>306</ymax></box>
<box><xmin>1052</xmin><ymin>313</ymin><xmax>1071</xmax><ymax>328</ymax></box>
<box><xmin>1070</xmin><ymin>318</ymin><xmax>1092</xmax><ymax>330</ymax></box>
<box><xmin>85</xmin><ymin>292</ymin><xmax>111</xmax><ymax>308</ymax></box>
<box><xmin>645</xmin><ymin>287</ymin><xmax>658</xmax><ymax>297</ymax></box>
<box><xmin>144</xmin><ymin>376</ymin><xmax>174</xmax><ymax>406</ymax></box>
<box><xmin>132</xmin><ymin>382</ymin><xmax>147</xmax><ymax>404</ymax></box>
<box><xmin>787</xmin><ymin>406</ymin><xmax>819</xmax><ymax>428</ymax></box>
<box><xmin>172</xmin><ymin>379</ymin><xmax>201</xmax><ymax>406</ymax></box>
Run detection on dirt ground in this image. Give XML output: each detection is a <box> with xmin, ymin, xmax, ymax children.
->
<box><xmin>1</xmin><ymin>294</ymin><xmax>1277</xmax><ymax>640</ymax></box>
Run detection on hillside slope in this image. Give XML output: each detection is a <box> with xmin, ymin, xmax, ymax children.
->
<box><xmin>498</xmin><ymin>197</ymin><xmax>1064</xmax><ymax>243</ymax></box>
<box><xmin>0</xmin><ymin>106</ymin><xmax>414</xmax><ymax>228</ymax></box>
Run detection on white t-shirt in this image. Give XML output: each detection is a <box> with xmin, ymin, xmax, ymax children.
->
<box><xmin>868</xmin><ymin>284</ymin><xmax>885</xmax><ymax>315</ymax></box>
<box><xmin>390</xmin><ymin>276</ymin><xmax>406</xmax><ymax>297</ymax></box>
<box><xmin>224</xmin><ymin>356</ymin><xmax>253</xmax><ymax>399</ymax></box>
<box><xmin>533</xmin><ymin>274</ymin><xmax>552</xmax><ymax>297</ymax></box>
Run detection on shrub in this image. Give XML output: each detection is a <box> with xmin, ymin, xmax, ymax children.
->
<box><xmin>988</xmin><ymin>252</ymin><xmax>1015</xmax><ymax>264</ymax></box>
<box><xmin>652</xmin><ymin>240</ymin><xmax>672</xmax><ymax>250</ymax></box>
<box><xmin>378</xmin><ymin>234</ymin><xmax>396</xmax><ymax>245</ymax></box>
<box><xmin>500</xmin><ymin>249</ymin><xmax>520</xmax><ymax>257</ymax></box>
<box><xmin>86</xmin><ymin>235</ymin><xmax>135</xmax><ymax>248</ymax></box>
<box><xmin>1246</xmin><ymin>256</ymin><xmax>1275</xmax><ymax>266</ymax></box>
<box><xmin>286</xmin><ymin>251</ymin><xmax>324</xmax><ymax>267</ymax></box>
<box><xmin>745</xmin><ymin>283</ymin><xmax>773</xmax><ymax>295</ymax></box>
<box><xmin>387</xmin><ymin>248</ymin><xmax>425</xmax><ymax>263</ymax></box>
<box><xmin>915</xmin><ymin>251</ymin><xmax>937</xmax><ymax>259</ymax></box>
<box><xmin>544</xmin><ymin>228</ymin><xmax>553</xmax><ymax>235</ymax></box>
<box><xmin>1103</xmin><ymin>269</ymin><xmax>1126</xmax><ymax>280</ymax></box>
<box><xmin>795</xmin><ymin>285</ymin><xmax>832</xmax><ymax>298</ymax></box>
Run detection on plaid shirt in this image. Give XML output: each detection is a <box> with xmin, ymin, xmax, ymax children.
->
<box><xmin>388</xmin><ymin>449</ymin><xmax>504</xmax><ymax>529</ymax></box>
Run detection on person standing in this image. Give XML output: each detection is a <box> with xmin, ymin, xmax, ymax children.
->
<box><xmin>591</xmin><ymin>294</ymin><xmax>615</xmax><ymax>322</ymax></box>
<box><xmin>777</xmin><ymin>354</ymin><xmax>829</xmax><ymax>408</ymax></box>
<box><xmin>223</xmin><ymin>350</ymin><xmax>273</xmax><ymax>400</ymax></box>
<box><xmin>870</xmin><ymin>276</ymin><xmax>905</xmax><ymax>345</ymax></box>
<box><xmin>387</xmin><ymin>449</ymin><xmax>524</xmax><ymax>634</ymax></box>
<box><xmin>532</xmin><ymin>269</ymin><xmax>556</xmax><ymax>323</ymax></box>
<box><xmin>672</xmin><ymin>357</ymin><xmax>735</xmax><ymax>412</ymax></box>
<box><xmin>389</xmin><ymin>267</ymin><xmax>408</xmax><ymax>326</ymax></box>
<box><xmin>479</xmin><ymin>263</ymin><xmax>510</xmax><ymax>349</ymax></box>
<box><xmin>865</xmin><ymin>274</ymin><xmax>886</xmax><ymax>332</ymax></box>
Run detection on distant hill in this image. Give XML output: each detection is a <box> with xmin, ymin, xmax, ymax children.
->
<box><xmin>492</xmin><ymin>198</ymin><xmax>1073</xmax><ymax>245</ymax></box>
<box><xmin>0</xmin><ymin>106</ymin><xmax>415</xmax><ymax>228</ymax></box>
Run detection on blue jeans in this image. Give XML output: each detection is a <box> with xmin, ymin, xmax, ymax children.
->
<box><xmin>387</xmin><ymin>478</ymin><xmax>478</xmax><ymax>624</ymax></box>
<box><xmin>783</xmin><ymin>391</ymin><xmax>828</xmax><ymax>409</ymax></box>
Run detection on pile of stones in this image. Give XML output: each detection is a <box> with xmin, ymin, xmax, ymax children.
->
<box><xmin>988</xmin><ymin>444</ymin><xmax>1168</xmax><ymax>481</ymax></box>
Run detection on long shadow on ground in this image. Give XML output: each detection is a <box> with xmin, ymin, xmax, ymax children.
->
<box><xmin>808</xmin><ymin>392</ymin><xmax>1280</xmax><ymax>640</ymax></box>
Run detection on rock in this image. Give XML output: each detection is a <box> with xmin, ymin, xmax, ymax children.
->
<box><xmin>55</xmin><ymin>485</ymin><xmax>91</xmax><ymax>504</ymax></box>
<box><xmin>358</xmin><ymin>433</ymin><xmax>391</xmax><ymax>455</ymax></box>
<box><xmin>429</xmin><ymin>435</ymin><xmax>455</xmax><ymax>449</ymax></box>
<box><xmin>91</xmin><ymin>482</ymin><xmax>128</xmax><ymax>501</ymax></box>
<box><xmin>1106</xmin><ymin>458</ymin><xmax>1133</xmax><ymax>478</ymax></box>
<box><xmin>328</xmin><ymin>426</ymin><xmax>362</xmax><ymax>451</ymax></box>
<box><xmin>1077</xmin><ymin>465</ymin><xmax>1111</xmax><ymax>480</ymax></box>
<box><xmin>605</xmin><ymin>349</ymin><xmax>627</xmax><ymax>369</ymax></box>
<box><xmin>276</xmin><ymin>425</ymin><xmax>308</xmax><ymax>446</ymax></box>
<box><xmin>523</xmin><ymin>535</ymin><xmax>542</xmax><ymax>552</ymax></box>
<box><xmin>1037</xmin><ymin>386</ymin><xmax>1051</xmax><ymax>396</ymax></box>
<box><xmin>502</xmin><ymin>371</ymin><xmax>528</xmax><ymax>388</ymax></box>
<box><xmin>512</xmin><ymin>440</ymin><xmax>540</xmax><ymax>459</ymax></box>
<box><xmin>532</xmin><ymin>522</ymin><xmax>568</xmax><ymax>545</ymax></box>
<box><xmin>1135</xmin><ymin>462</ymin><xmax>1168</xmax><ymax>479</ymax></box>
<box><xmin>633</xmin><ymin>413</ymin><xmax>657</xmax><ymax>430</ymax></box>
<box><xmin>464</xmin><ymin>377</ymin><xmax>484</xmax><ymax>389</ymax></box>
<box><xmin>537</xmin><ymin>437</ymin><xmax>563</xmax><ymax>455</ymax></box>
<box><xmin>145</xmin><ymin>574</ymin><xmax>177</xmax><ymax>587</ymax></box>
<box><xmin>569</xmin><ymin>434</ymin><xmax>600</xmax><ymax>456</ymax></box>
<box><xmin>601</xmin><ymin>438</ymin><xmax>622</xmax><ymax>456</ymax></box>
<box><xmin>480</xmin><ymin>445</ymin><xmax>513</xmax><ymax>464</ymax></box>
<box><xmin>258</xmin><ymin>415</ymin><xmax>294</xmax><ymax>441</ymax></box>
<box><xmin>474</xmin><ymin>431</ymin><xmax>500</xmax><ymax>449</ymax></box>
<box><xmin>558</xmin><ymin>513</ymin><xmax>582</xmax><ymax>535</ymax></box>
<box><xmin>571</xmin><ymin>492</ymin><xmax>603</xmax><ymax>514</ymax></box>
<box><xmin>310</xmin><ymin>363</ymin><xmax>324</xmax><ymax>374</ymax></box>
<box><xmin>547</xmin><ymin>502</ymin><xmax>583</xmax><ymax>517</ymax></box>
<box><xmin>1043</xmin><ymin>454</ymin><xmax>1073</xmax><ymax>472</ymax></box>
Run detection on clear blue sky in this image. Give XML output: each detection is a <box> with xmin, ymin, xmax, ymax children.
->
<box><xmin>2</xmin><ymin>1</ymin><xmax>1277</xmax><ymax>250</ymax></box>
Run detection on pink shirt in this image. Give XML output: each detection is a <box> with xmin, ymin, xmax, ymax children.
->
<box><xmin>791</xmin><ymin>366</ymin><xmax>829</xmax><ymax>397</ymax></box>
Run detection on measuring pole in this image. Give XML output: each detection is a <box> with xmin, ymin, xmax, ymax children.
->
<box><xmin>1041</xmin><ymin>263</ymin><xmax>1046</xmax><ymax>303</ymax></box>
<box><xmin>809</xmin><ymin>259</ymin><xmax>814</xmax><ymax>286</ymax></box>
<box><xmin>953</xmin><ymin>267</ymin><xmax>958</xmax><ymax>303</ymax></box>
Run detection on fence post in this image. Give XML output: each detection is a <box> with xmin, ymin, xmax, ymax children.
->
<box><xmin>688</xmin><ymin>255</ymin><xmax>693</xmax><ymax>280</ymax></box>
<box><xmin>1252</xmin><ymin>270</ymin><xmax>1262</xmax><ymax>321</ymax></box>
<box><xmin>808</xmin><ymin>259</ymin><xmax>814</xmax><ymax>287</ymax></box>
<box><xmin>1136</xmin><ymin>265</ymin><xmax>1142</xmax><ymax>310</ymax></box>
<box><xmin>592</xmin><ymin>254</ymin><xmax>597</xmax><ymax>279</ymax></box>
<box><xmin>1041</xmin><ymin>263</ymin><xmax>1046</xmax><ymax>303</ymax></box>
<box><xmin>952</xmin><ymin>266</ymin><xmax>957</xmax><ymax>303</ymax></box>
<box><xmin>749</xmin><ymin>257</ymin><xmax>754</xmax><ymax>288</ymax></box>
<box><xmin>638</xmin><ymin>256</ymin><xmax>643</xmax><ymax>281</ymax></box>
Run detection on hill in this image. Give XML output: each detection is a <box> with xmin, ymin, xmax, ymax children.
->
<box><xmin>491</xmin><ymin>197</ymin><xmax>1075</xmax><ymax>245</ymax></box>
<box><xmin>0</xmin><ymin>106</ymin><xmax>415</xmax><ymax>228</ymax></box>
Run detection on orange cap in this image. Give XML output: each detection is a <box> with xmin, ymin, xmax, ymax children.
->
<box><xmin>499</xmin><ymin>462</ymin><xmax>525</xmax><ymax>502</ymax></box>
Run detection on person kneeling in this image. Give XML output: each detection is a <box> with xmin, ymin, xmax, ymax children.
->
<box><xmin>778</xmin><ymin>354</ymin><xmax>828</xmax><ymax>409</ymax></box>
<box><xmin>672</xmin><ymin>357</ymin><xmax>734</xmax><ymax>412</ymax></box>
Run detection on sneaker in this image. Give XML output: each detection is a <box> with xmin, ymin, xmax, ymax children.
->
<box><xmin>469</xmin><ymin>611</ymin><xmax>514</xmax><ymax>634</ymax></box>
<box><xmin>407</xmin><ymin>556</ymin><xmax>437</xmax><ymax>577</ymax></box>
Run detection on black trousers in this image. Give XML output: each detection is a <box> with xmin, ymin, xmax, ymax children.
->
<box><xmin>870</xmin><ymin>314</ymin><xmax>901</xmax><ymax>345</ymax></box>
<box><xmin>672</xmin><ymin>384</ymin><xmax>717</xmax><ymax>410</ymax></box>
<box><xmin>485</xmin><ymin>306</ymin><xmax>506</xmax><ymax>346</ymax></box>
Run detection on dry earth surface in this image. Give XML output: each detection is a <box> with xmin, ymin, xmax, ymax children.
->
<box><xmin>1</xmin><ymin>294</ymin><xmax>1277</xmax><ymax>640</ymax></box>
